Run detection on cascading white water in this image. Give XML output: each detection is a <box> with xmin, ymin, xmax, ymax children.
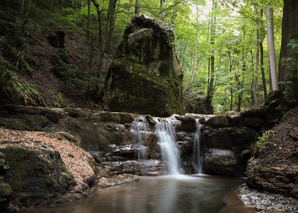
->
<box><xmin>155</xmin><ymin>119</ymin><xmax>183</xmax><ymax>175</ymax></box>
<box><xmin>192</xmin><ymin>119</ymin><xmax>203</xmax><ymax>174</ymax></box>
<box><xmin>132</xmin><ymin>121</ymin><xmax>147</xmax><ymax>160</ymax></box>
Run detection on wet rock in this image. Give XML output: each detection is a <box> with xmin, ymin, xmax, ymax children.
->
<box><xmin>105</xmin><ymin>14</ymin><xmax>184</xmax><ymax>116</ymax></box>
<box><xmin>177</xmin><ymin>141</ymin><xmax>193</xmax><ymax>158</ymax></box>
<box><xmin>246</xmin><ymin>157</ymin><xmax>298</xmax><ymax>198</ymax></box>
<box><xmin>201</xmin><ymin>126</ymin><xmax>257</xmax><ymax>150</ymax></box>
<box><xmin>175</xmin><ymin>116</ymin><xmax>197</xmax><ymax>132</ymax></box>
<box><xmin>203</xmin><ymin>149</ymin><xmax>237</xmax><ymax>176</ymax></box>
<box><xmin>227</xmin><ymin>114</ymin><xmax>243</xmax><ymax>126</ymax></box>
<box><xmin>0</xmin><ymin>143</ymin><xmax>75</xmax><ymax>208</ymax></box>
<box><xmin>145</xmin><ymin>114</ymin><xmax>156</xmax><ymax>125</ymax></box>
<box><xmin>244</xmin><ymin>117</ymin><xmax>265</xmax><ymax>128</ymax></box>
<box><xmin>206</xmin><ymin>115</ymin><xmax>229</xmax><ymax>127</ymax></box>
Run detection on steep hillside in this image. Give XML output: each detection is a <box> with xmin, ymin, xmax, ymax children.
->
<box><xmin>0</xmin><ymin>3</ymin><xmax>103</xmax><ymax>109</ymax></box>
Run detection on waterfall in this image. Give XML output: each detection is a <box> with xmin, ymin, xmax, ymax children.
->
<box><xmin>155</xmin><ymin>119</ymin><xmax>183</xmax><ymax>175</ymax></box>
<box><xmin>132</xmin><ymin>121</ymin><xmax>147</xmax><ymax>161</ymax></box>
<box><xmin>192</xmin><ymin>119</ymin><xmax>203</xmax><ymax>174</ymax></box>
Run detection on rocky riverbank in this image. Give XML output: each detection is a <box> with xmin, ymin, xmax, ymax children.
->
<box><xmin>0</xmin><ymin>128</ymin><xmax>138</xmax><ymax>211</ymax></box>
<box><xmin>237</xmin><ymin>184</ymin><xmax>298</xmax><ymax>212</ymax></box>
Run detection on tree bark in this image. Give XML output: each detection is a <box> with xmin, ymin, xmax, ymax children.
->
<box><xmin>105</xmin><ymin>0</ymin><xmax>118</xmax><ymax>55</ymax></box>
<box><xmin>135</xmin><ymin>0</ymin><xmax>140</xmax><ymax>15</ymax></box>
<box><xmin>183</xmin><ymin>5</ymin><xmax>199</xmax><ymax>93</ymax></box>
<box><xmin>278</xmin><ymin>0</ymin><xmax>298</xmax><ymax>90</ymax></box>
<box><xmin>206</xmin><ymin>0</ymin><xmax>216</xmax><ymax>111</ymax></box>
<box><xmin>266</xmin><ymin>6</ymin><xmax>279</xmax><ymax>91</ymax></box>
<box><xmin>253</xmin><ymin>4</ymin><xmax>259</xmax><ymax>107</ymax></box>
<box><xmin>20</xmin><ymin>0</ymin><xmax>25</xmax><ymax>14</ymax></box>
<box><xmin>87</xmin><ymin>0</ymin><xmax>91</xmax><ymax>39</ymax></box>
<box><xmin>260</xmin><ymin>41</ymin><xmax>267</xmax><ymax>100</ymax></box>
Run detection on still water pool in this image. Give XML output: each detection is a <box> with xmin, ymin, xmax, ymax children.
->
<box><xmin>21</xmin><ymin>175</ymin><xmax>255</xmax><ymax>213</ymax></box>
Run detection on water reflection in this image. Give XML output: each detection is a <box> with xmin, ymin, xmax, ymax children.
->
<box><xmin>21</xmin><ymin>176</ymin><xmax>254</xmax><ymax>213</ymax></box>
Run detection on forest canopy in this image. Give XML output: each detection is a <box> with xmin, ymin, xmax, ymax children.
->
<box><xmin>0</xmin><ymin>0</ymin><xmax>297</xmax><ymax>114</ymax></box>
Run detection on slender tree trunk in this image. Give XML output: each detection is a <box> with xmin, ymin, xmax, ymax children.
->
<box><xmin>237</xmin><ymin>52</ymin><xmax>246</xmax><ymax>111</ymax></box>
<box><xmin>253</xmin><ymin>5</ymin><xmax>259</xmax><ymax>106</ymax></box>
<box><xmin>87</xmin><ymin>39</ymin><xmax>95</xmax><ymax>100</ymax></box>
<box><xmin>50</xmin><ymin>0</ymin><xmax>54</xmax><ymax>11</ymax></box>
<box><xmin>250</xmin><ymin>51</ymin><xmax>255</xmax><ymax>107</ymax></box>
<box><xmin>266</xmin><ymin>6</ymin><xmax>279</xmax><ymax>91</ymax></box>
<box><xmin>20</xmin><ymin>0</ymin><xmax>25</xmax><ymax>14</ymax></box>
<box><xmin>206</xmin><ymin>0</ymin><xmax>216</xmax><ymax>111</ymax></box>
<box><xmin>135</xmin><ymin>0</ymin><xmax>140</xmax><ymax>15</ymax></box>
<box><xmin>87</xmin><ymin>0</ymin><xmax>91</xmax><ymax>39</ymax></box>
<box><xmin>105</xmin><ymin>0</ymin><xmax>118</xmax><ymax>55</ymax></box>
<box><xmin>259</xmin><ymin>9</ymin><xmax>267</xmax><ymax>101</ymax></box>
<box><xmin>228</xmin><ymin>51</ymin><xmax>233</xmax><ymax>111</ymax></box>
<box><xmin>25</xmin><ymin>0</ymin><xmax>31</xmax><ymax>16</ymax></box>
<box><xmin>183</xmin><ymin>5</ymin><xmax>199</xmax><ymax>93</ymax></box>
<box><xmin>260</xmin><ymin>41</ymin><xmax>267</xmax><ymax>100</ymax></box>
<box><xmin>91</xmin><ymin>0</ymin><xmax>103</xmax><ymax>51</ymax></box>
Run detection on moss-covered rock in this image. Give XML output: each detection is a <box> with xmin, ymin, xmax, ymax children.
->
<box><xmin>105</xmin><ymin>14</ymin><xmax>184</xmax><ymax>116</ymax></box>
<box><xmin>0</xmin><ymin>151</ymin><xmax>12</xmax><ymax>211</ymax></box>
<box><xmin>0</xmin><ymin>144</ymin><xmax>74</xmax><ymax>207</ymax></box>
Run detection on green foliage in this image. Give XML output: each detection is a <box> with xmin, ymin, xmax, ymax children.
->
<box><xmin>52</xmin><ymin>92</ymin><xmax>67</xmax><ymax>107</ymax></box>
<box><xmin>255</xmin><ymin>130</ymin><xmax>276</xmax><ymax>154</ymax></box>
<box><xmin>0</xmin><ymin>63</ymin><xmax>45</xmax><ymax>106</ymax></box>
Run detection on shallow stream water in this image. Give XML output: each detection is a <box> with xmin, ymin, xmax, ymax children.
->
<box><xmin>21</xmin><ymin>175</ymin><xmax>255</xmax><ymax>213</ymax></box>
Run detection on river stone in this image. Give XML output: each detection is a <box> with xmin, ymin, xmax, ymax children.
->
<box><xmin>203</xmin><ymin>149</ymin><xmax>237</xmax><ymax>176</ymax></box>
<box><xmin>105</xmin><ymin>14</ymin><xmax>184</xmax><ymax>116</ymax></box>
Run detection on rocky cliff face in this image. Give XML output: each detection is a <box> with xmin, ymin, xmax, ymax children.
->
<box><xmin>246</xmin><ymin>106</ymin><xmax>298</xmax><ymax>198</ymax></box>
<box><xmin>105</xmin><ymin>14</ymin><xmax>184</xmax><ymax>116</ymax></box>
<box><xmin>0</xmin><ymin>100</ymin><xmax>283</xmax><ymax>177</ymax></box>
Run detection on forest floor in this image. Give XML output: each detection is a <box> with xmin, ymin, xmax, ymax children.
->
<box><xmin>256</xmin><ymin>106</ymin><xmax>298</xmax><ymax>167</ymax></box>
<box><xmin>0</xmin><ymin>128</ymin><xmax>95</xmax><ymax>187</ymax></box>
<box><xmin>19</xmin><ymin>30</ymin><xmax>93</xmax><ymax>108</ymax></box>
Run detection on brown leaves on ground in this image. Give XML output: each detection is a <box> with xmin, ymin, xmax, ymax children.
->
<box><xmin>261</xmin><ymin>106</ymin><xmax>298</xmax><ymax>167</ymax></box>
<box><xmin>0</xmin><ymin>128</ymin><xmax>95</xmax><ymax>186</ymax></box>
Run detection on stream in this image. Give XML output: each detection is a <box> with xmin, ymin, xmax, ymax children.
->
<box><xmin>21</xmin><ymin>175</ymin><xmax>255</xmax><ymax>213</ymax></box>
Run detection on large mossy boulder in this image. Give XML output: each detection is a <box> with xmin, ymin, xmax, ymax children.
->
<box><xmin>0</xmin><ymin>143</ymin><xmax>74</xmax><ymax>207</ymax></box>
<box><xmin>105</xmin><ymin>14</ymin><xmax>184</xmax><ymax>116</ymax></box>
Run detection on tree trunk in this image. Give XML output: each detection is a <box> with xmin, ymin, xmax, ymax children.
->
<box><xmin>135</xmin><ymin>0</ymin><xmax>140</xmax><ymax>15</ymax></box>
<box><xmin>87</xmin><ymin>0</ymin><xmax>91</xmax><ymax>39</ymax></box>
<box><xmin>253</xmin><ymin>5</ymin><xmax>259</xmax><ymax>107</ymax></box>
<box><xmin>183</xmin><ymin>5</ymin><xmax>199</xmax><ymax>93</ymax></box>
<box><xmin>20</xmin><ymin>0</ymin><xmax>25</xmax><ymax>14</ymax></box>
<box><xmin>266</xmin><ymin>6</ymin><xmax>279</xmax><ymax>91</ymax></box>
<box><xmin>237</xmin><ymin>52</ymin><xmax>246</xmax><ymax>111</ymax></box>
<box><xmin>105</xmin><ymin>0</ymin><xmax>118</xmax><ymax>55</ymax></box>
<box><xmin>50</xmin><ymin>0</ymin><xmax>54</xmax><ymax>11</ymax></box>
<box><xmin>25</xmin><ymin>0</ymin><xmax>32</xmax><ymax>16</ymax></box>
<box><xmin>228</xmin><ymin>51</ymin><xmax>233</xmax><ymax>111</ymax></box>
<box><xmin>206</xmin><ymin>0</ymin><xmax>216</xmax><ymax>111</ymax></box>
<box><xmin>260</xmin><ymin>41</ymin><xmax>267</xmax><ymax>100</ymax></box>
<box><xmin>278</xmin><ymin>0</ymin><xmax>298</xmax><ymax>90</ymax></box>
